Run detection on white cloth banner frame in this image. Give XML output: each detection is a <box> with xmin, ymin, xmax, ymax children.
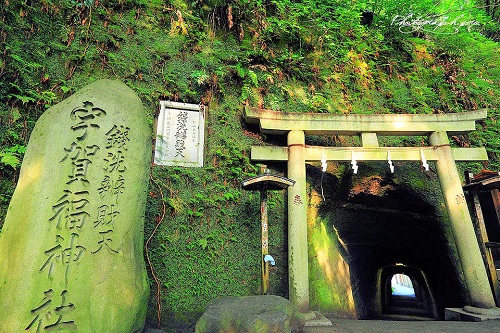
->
<box><xmin>154</xmin><ymin>101</ymin><xmax>205</xmax><ymax>167</ymax></box>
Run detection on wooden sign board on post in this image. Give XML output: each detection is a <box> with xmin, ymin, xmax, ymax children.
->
<box><xmin>154</xmin><ymin>101</ymin><xmax>205</xmax><ymax>167</ymax></box>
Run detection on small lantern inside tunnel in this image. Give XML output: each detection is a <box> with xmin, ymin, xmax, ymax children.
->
<box><xmin>242</xmin><ymin>165</ymin><xmax>295</xmax><ymax>295</ymax></box>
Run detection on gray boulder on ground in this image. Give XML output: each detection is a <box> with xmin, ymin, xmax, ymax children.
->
<box><xmin>195</xmin><ymin>295</ymin><xmax>307</xmax><ymax>333</ymax></box>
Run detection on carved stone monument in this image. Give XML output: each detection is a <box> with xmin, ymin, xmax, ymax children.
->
<box><xmin>0</xmin><ymin>80</ymin><xmax>151</xmax><ymax>332</ymax></box>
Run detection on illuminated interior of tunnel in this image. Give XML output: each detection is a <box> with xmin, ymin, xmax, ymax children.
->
<box><xmin>379</xmin><ymin>264</ymin><xmax>438</xmax><ymax>319</ymax></box>
<box><xmin>308</xmin><ymin>164</ymin><xmax>468</xmax><ymax>320</ymax></box>
<box><xmin>391</xmin><ymin>273</ymin><xmax>415</xmax><ymax>298</ymax></box>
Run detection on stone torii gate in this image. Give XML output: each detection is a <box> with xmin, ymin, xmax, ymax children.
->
<box><xmin>244</xmin><ymin>106</ymin><xmax>496</xmax><ymax>314</ymax></box>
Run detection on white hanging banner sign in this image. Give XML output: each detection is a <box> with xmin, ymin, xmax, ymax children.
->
<box><xmin>154</xmin><ymin>101</ymin><xmax>205</xmax><ymax>167</ymax></box>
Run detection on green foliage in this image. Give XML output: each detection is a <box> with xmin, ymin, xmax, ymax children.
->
<box><xmin>0</xmin><ymin>144</ymin><xmax>25</xmax><ymax>169</ymax></box>
<box><xmin>1</xmin><ymin>0</ymin><xmax>500</xmax><ymax>330</ymax></box>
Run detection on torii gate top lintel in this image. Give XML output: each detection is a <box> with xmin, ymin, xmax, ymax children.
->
<box><xmin>244</xmin><ymin>106</ymin><xmax>488</xmax><ymax>136</ymax></box>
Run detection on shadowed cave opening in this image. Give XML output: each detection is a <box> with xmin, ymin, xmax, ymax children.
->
<box><xmin>309</xmin><ymin>165</ymin><xmax>468</xmax><ymax>320</ymax></box>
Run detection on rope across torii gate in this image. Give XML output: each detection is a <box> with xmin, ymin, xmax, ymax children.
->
<box><xmin>244</xmin><ymin>106</ymin><xmax>496</xmax><ymax>313</ymax></box>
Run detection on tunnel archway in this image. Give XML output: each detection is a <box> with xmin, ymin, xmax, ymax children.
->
<box><xmin>378</xmin><ymin>264</ymin><xmax>438</xmax><ymax>319</ymax></box>
<box><xmin>311</xmin><ymin>166</ymin><xmax>468</xmax><ymax>319</ymax></box>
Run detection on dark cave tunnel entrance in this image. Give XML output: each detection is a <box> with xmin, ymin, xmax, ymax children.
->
<box><xmin>309</xmin><ymin>165</ymin><xmax>468</xmax><ymax>320</ymax></box>
<box><xmin>332</xmin><ymin>203</ymin><xmax>465</xmax><ymax>320</ymax></box>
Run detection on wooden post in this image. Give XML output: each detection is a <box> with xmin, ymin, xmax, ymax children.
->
<box><xmin>492</xmin><ymin>189</ymin><xmax>500</xmax><ymax>230</ymax></box>
<box><xmin>261</xmin><ymin>188</ymin><xmax>269</xmax><ymax>294</ymax></box>
<box><xmin>469</xmin><ymin>190</ymin><xmax>500</xmax><ymax>305</ymax></box>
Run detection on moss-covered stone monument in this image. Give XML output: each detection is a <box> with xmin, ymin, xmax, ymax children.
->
<box><xmin>0</xmin><ymin>80</ymin><xmax>150</xmax><ymax>333</ymax></box>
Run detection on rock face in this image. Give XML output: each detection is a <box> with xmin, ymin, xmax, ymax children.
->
<box><xmin>195</xmin><ymin>295</ymin><xmax>306</xmax><ymax>333</ymax></box>
<box><xmin>0</xmin><ymin>80</ymin><xmax>151</xmax><ymax>333</ymax></box>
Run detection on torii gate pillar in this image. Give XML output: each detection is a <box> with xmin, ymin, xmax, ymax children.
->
<box><xmin>287</xmin><ymin>130</ymin><xmax>310</xmax><ymax>312</ymax></box>
<box><xmin>430</xmin><ymin>131</ymin><xmax>496</xmax><ymax>308</ymax></box>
